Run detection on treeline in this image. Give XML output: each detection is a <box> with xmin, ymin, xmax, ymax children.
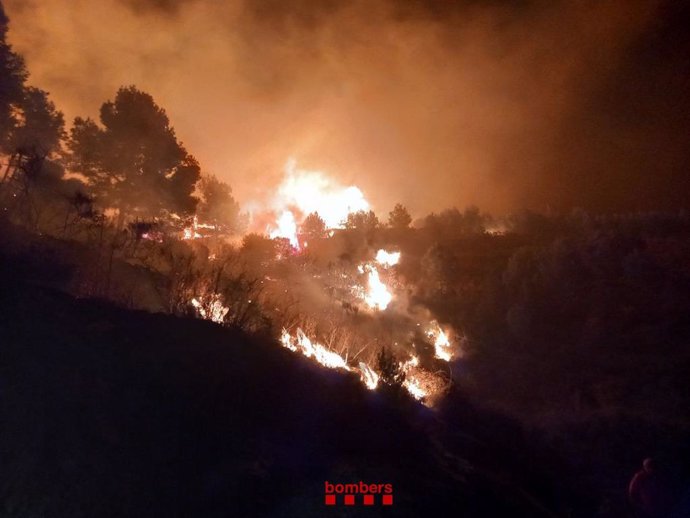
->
<box><xmin>393</xmin><ymin>209</ymin><xmax>690</xmax><ymax>516</ymax></box>
<box><xmin>405</xmin><ymin>209</ymin><xmax>690</xmax><ymax>419</ymax></box>
<box><xmin>0</xmin><ymin>4</ymin><xmax>241</xmax><ymax>235</ymax></box>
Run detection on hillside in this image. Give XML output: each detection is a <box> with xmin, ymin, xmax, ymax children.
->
<box><xmin>0</xmin><ymin>252</ymin><xmax>559</xmax><ymax>517</ymax></box>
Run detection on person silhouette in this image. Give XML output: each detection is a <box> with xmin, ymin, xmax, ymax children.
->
<box><xmin>629</xmin><ymin>458</ymin><xmax>674</xmax><ymax>518</ymax></box>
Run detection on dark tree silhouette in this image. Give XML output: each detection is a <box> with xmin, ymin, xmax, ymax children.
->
<box><xmin>197</xmin><ymin>174</ymin><xmax>241</xmax><ymax>232</ymax></box>
<box><xmin>1</xmin><ymin>5</ymin><xmax>63</xmax><ymax>168</ymax></box>
<box><xmin>376</xmin><ymin>346</ymin><xmax>405</xmax><ymax>387</ymax></box>
<box><xmin>388</xmin><ymin>203</ymin><xmax>412</xmax><ymax>229</ymax></box>
<box><xmin>240</xmin><ymin>233</ymin><xmax>277</xmax><ymax>266</ymax></box>
<box><xmin>301</xmin><ymin>211</ymin><xmax>326</xmax><ymax>240</ymax></box>
<box><xmin>6</xmin><ymin>87</ymin><xmax>65</xmax><ymax>156</ymax></box>
<box><xmin>0</xmin><ymin>8</ymin><xmax>65</xmax><ymax>228</ymax></box>
<box><xmin>0</xmin><ymin>3</ymin><xmax>28</xmax><ymax>151</ymax></box>
<box><xmin>344</xmin><ymin>210</ymin><xmax>379</xmax><ymax>232</ymax></box>
<box><xmin>67</xmin><ymin>86</ymin><xmax>200</xmax><ymax>219</ymax></box>
<box><xmin>424</xmin><ymin>206</ymin><xmax>488</xmax><ymax>236</ymax></box>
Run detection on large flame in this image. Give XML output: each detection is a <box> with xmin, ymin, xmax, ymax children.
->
<box><xmin>427</xmin><ymin>321</ymin><xmax>453</xmax><ymax>361</ymax></box>
<box><xmin>253</xmin><ymin>160</ymin><xmax>371</xmax><ymax>246</ymax></box>
<box><xmin>352</xmin><ymin>255</ymin><xmax>397</xmax><ymax>311</ymax></box>
<box><xmin>279</xmin><ymin>328</ymin><xmax>445</xmax><ymax>405</ymax></box>
<box><xmin>281</xmin><ymin>327</ymin><xmax>382</xmax><ymax>391</ymax></box>
<box><xmin>269</xmin><ymin>210</ymin><xmax>299</xmax><ymax>248</ymax></box>
<box><xmin>275</xmin><ymin>159</ymin><xmax>370</xmax><ymax>229</ymax></box>
<box><xmin>359</xmin><ymin>361</ymin><xmax>380</xmax><ymax>390</ymax></box>
<box><xmin>280</xmin><ymin>327</ymin><xmax>351</xmax><ymax>371</ymax></box>
<box><xmin>403</xmin><ymin>377</ymin><xmax>426</xmax><ymax>400</ymax></box>
<box><xmin>375</xmin><ymin>249</ymin><xmax>400</xmax><ymax>268</ymax></box>
<box><xmin>401</xmin><ymin>355</ymin><xmax>427</xmax><ymax>400</ymax></box>
<box><xmin>362</xmin><ymin>265</ymin><xmax>393</xmax><ymax>311</ymax></box>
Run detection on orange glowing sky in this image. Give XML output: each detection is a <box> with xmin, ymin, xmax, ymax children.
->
<box><xmin>5</xmin><ymin>0</ymin><xmax>690</xmax><ymax>214</ymax></box>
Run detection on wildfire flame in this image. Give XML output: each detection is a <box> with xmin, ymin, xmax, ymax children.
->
<box><xmin>359</xmin><ymin>361</ymin><xmax>380</xmax><ymax>390</ymax></box>
<box><xmin>279</xmin><ymin>328</ymin><xmax>390</xmax><ymax>396</ymax></box>
<box><xmin>183</xmin><ymin>228</ymin><xmax>202</xmax><ymax>240</ymax></box>
<box><xmin>275</xmin><ymin>159</ymin><xmax>370</xmax><ymax>229</ymax></box>
<box><xmin>375</xmin><ymin>249</ymin><xmax>400</xmax><ymax>267</ymax></box>
<box><xmin>182</xmin><ymin>215</ymin><xmax>217</xmax><ymax>240</ymax></box>
<box><xmin>191</xmin><ymin>295</ymin><xmax>229</xmax><ymax>324</ymax></box>
<box><xmin>352</xmin><ymin>255</ymin><xmax>397</xmax><ymax>311</ymax></box>
<box><xmin>279</xmin><ymin>328</ymin><xmax>444</xmax><ymax>404</ymax></box>
<box><xmin>269</xmin><ymin>210</ymin><xmax>300</xmax><ymax>248</ymax></box>
<box><xmin>401</xmin><ymin>355</ymin><xmax>420</xmax><ymax>370</ymax></box>
<box><xmin>400</xmin><ymin>355</ymin><xmax>427</xmax><ymax>400</ymax></box>
<box><xmin>403</xmin><ymin>378</ymin><xmax>426</xmax><ymax>400</ymax></box>
<box><xmin>254</xmin><ymin>160</ymin><xmax>371</xmax><ymax>248</ymax></box>
<box><xmin>280</xmin><ymin>328</ymin><xmax>351</xmax><ymax>371</ymax></box>
<box><xmin>362</xmin><ymin>265</ymin><xmax>393</xmax><ymax>311</ymax></box>
<box><xmin>428</xmin><ymin>321</ymin><xmax>453</xmax><ymax>361</ymax></box>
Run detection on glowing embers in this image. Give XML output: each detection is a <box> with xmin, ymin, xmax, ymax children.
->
<box><xmin>400</xmin><ymin>354</ymin><xmax>450</xmax><ymax>402</ymax></box>
<box><xmin>182</xmin><ymin>215</ymin><xmax>216</xmax><ymax>240</ymax></box>
<box><xmin>191</xmin><ymin>294</ymin><xmax>229</xmax><ymax>324</ymax></box>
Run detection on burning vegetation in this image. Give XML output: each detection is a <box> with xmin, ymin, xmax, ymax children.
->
<box><xmin>0</xmin><ymin>62</ymin><xmax>458</xmax><ymax>401</ymax></box>
<box><xmin>3</xmin><ymin>5</ymin><xmax>690</xmax><ymax>514</ymax></box>
<box><xmin>181</xmin><ymin>166</ymin><xmax>459</xmax><ymax>404</ymax></box>
<box><xmin>129</xmin><ymin>154</ymin><xmax>460</xmax><ymax>404</ymax></box>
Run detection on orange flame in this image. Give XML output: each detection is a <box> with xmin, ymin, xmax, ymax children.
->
<box><xmin>191</xmin><ymin>295</ymin><xmax>229</xmax><ymax>324</ymax></box>
<box><xmin>280</xmin><ymin>328</ymin><xmax>351</xmax><ymax>370</ymax></box>
<box><xmin>375</xmin><ymin>249</ymin><xmax>400</xmax><ymax>267</ymax></box>
<box><xmin>427</xmin><ymin>321</ymin><xmax>453</xmax><ymax>361</ymax></box>
<box><xmin>269</xmin><ymin>210</ymin><xmax>300</xmax><ymax>248</ymax></box>
<box><xmin>359</xmin><ymin>264</ymin><xmax>393</xmax><ymax>311</ymax></box>
<box><xmin>359</xmin><ymin>361</ymin><xmax>380</xmax><ymax>390</ymax></box>
<box><xmin>250</xmin><ymin>160</ymin><xmax>371</xmax><ymax>245</ymax></box>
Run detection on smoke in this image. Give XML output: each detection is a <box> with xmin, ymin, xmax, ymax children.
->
<box><xmin>4</xmin><ymin>0</ymin><xmax>689</xmax><ymax>214</ymax></box>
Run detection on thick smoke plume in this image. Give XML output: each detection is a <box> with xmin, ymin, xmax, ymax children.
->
<box><xmin>5</xmin><ymin>0</ymin><xmax>689</xmax><ymax>214</ymax></box>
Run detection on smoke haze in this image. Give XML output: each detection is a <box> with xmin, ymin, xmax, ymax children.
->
<box><xmin>5</xmin><ymin>0</ymin><xmax>690</xmax><ymax>215</ymax></box>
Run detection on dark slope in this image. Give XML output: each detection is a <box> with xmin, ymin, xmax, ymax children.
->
<box><xmin>0</xmin><ymin>265</ymin><xmax>558</xmax><ymax>517</ymax></box>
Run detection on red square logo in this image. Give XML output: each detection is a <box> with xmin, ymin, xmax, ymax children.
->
<box><xmin>344</xmin><ymin>495</ymin><xmax>355</xmax><ymax>505</ymax></box>
<box><xmin>325</xmin><ymin>494</ymin><xmax>336</xmax><ymax>505</ymax></box>
<box><xmin>383</xmin><ymin>494</ymin><xmax>393</xmax><ymax>505</ymax></box>
<box><xmin>363</xmin><ymin>494</ymin><xmax>374</xmax><ymax>505</ymax></box>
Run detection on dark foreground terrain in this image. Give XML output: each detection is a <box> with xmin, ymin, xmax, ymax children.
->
<box><xmin>1</xmin><ymin>260</ymin><xmax>564</xmax><ymax>517</ymax></box>
<box><xmin>2</xmin><ymin>224</ymin><xmax>690</xmax><ymax>517</ymax></box>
